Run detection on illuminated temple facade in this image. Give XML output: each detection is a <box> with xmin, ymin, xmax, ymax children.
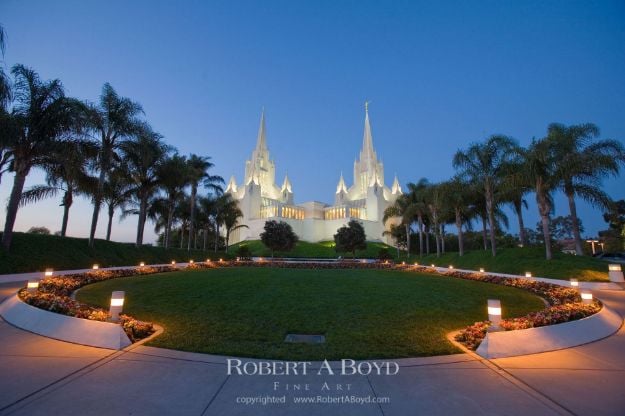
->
<box><xmin>225</xmin><ymin>106</ymin><xmax>402</xmax><ymax>244</ymax></box>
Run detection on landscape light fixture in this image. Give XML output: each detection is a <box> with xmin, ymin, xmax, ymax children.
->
<box><xmin>487</xmin><ymin>299</ymin><xmax>502</xmax><ymax>329</ymax></box>
<box><xmin>448</xmin><ymin>265</ymin><xmax>454</xmax><ymax>270</ymax></box>
<box><xmin>26</xmin><ymin>280</ymin><xmax>39</xmax><ymax>293</ymax></box>
<box><xmin>189</xmin><ymin>260</ymin><xmax>194</xmax><ymax>264</ymax></box>
<box><xmin>139</xmin><ymin>262</ymin><xmax>145</xmax><ymax>267</ymax></box>
<box><xmin>109</xmin><ymin>291</ymin><xmax>125</xmax><ymax>322</ymax></box>
<box><xmin>44</xmin><ymin>268</ymin><xmax>54</xmax><ymax>277</ymax></box>
<box><xmin>402</xmin><ymin>261</ymin><xmax>406</xmax><ymax>265</ymax></box>
<box><xmin>171</xmin><ymin>260</ymin><xmax>176</xmax><ymax>265</ymax></box>
<box><xmin>581</xmin><ymin>291</ymin><xmax>593</xmax><ymax>304</ymax></box>
<box><xmin>414</xmin><ymin>262</ymin><xmax>419</xmax><ymax>266</ymax></box>
<box><xmin>206</xmin><ymin>259</ymin><xmax>211</xmax><ymax>263</ymax></box>
<box><xmin>570</xmin><ymin>278</ymin><xmax>579</xmax><ymax>287</ymax></box>
<box><xmin>479</xmin><ymin>268</ymin><xmax>485</xmax><ymax>273</ymax></box>
<box><xmin>92</xmin><ymin>264</ymin><xmax>99</xmax><ymax>270</ymax></box>
<box><xmin>219</xmin><ymin>258</ymin><xmax>224</xmax><ymax>262</ymax></box>
<box><xmin>525</xmin><ymin>272</ymin><xmax>532</xmax><ymax>278</ymax></box>
<box><xmin>608</xmin><ymin>264</ymin><xmax>624</xmax><ymax>283</ymax></box>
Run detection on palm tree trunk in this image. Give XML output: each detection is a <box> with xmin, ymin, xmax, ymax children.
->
<box><xmin>203</xmin><ymin>227</ymin><xmax>208</xmax><ymax>251</ymax></box>
<box><xmin>481</xmin><ymin>214</ymin><xmax>488</xmax><ymax>250</ymax></box>
<box><xmin>405</xmin><ymin>223</ymin><xmax>411</xmax><ymax>258</ymax></box>
<box><xmin>214</xmin><ymin>221</ymin><xmax>220</xmax><ymax>252</ymax></box>
<box><xmin>425</xmin><ymin>225</ymin><xmax>430</xmax><ymax>255</ymax></box>
<box><xmin>514</xmin><ymin>199</ymin><xmax>527</xmax><ymax>246</ymax></box>
<box><xmin>89</xmin><ymin>161</ymin><xmax>107</xmax><ymax>247</ymax></box>
<box><xmin>60</xmin><ymin>190</ymin><xmax>72</xmax><ymax>237</ymax></box>
<box><xmin>188</xmin><ymin>185</ymin><xmax>197</xmax><ymax>251</ymax></box>
<box><xmin>418</xmin><ymin>216</ymin><xmax>424</xmax><ymax>257</ymax></box>
<box><xmin>136</xmin><ymin>194</ymin><xmax>148</xmax><ymax>247</ymax></box>
<box><xmin>165</xmin><ymin>203</ymin><xmax>174</xmax><ymax>249</ymax></box>
<box><xmin>225</xmin><ymin>229</ymin><xmax>230</xmax><ymax>253</ymax></box>
<box><xmin>536</xmin><ymin>186</ymin><xmax>553</xmax><ymax>260</ymax></box>
<box><xmin>456</xmin><ymin>209</ymin><xmax>464</xmax><ymax>256</ymax></box>
<box><xmin>485</xmin><ymin>186</ymin><xmax>497</xmax><ymax>256</ymax></box>
<box><xmin>440</xmin><ymin>223</ymin><xmax>446</xmax><ymax>254</ymax></box>
<box><xmin>565</xmin><ymin>187</ymin><xmax>584</xmax><ymax>255</ymax></box>
<box><xmin>2</xmin><ymin>165</ymin><xmax>29</xmax><ymax>251</ymax></box>
<box><xmin>106</xmin><ymin>205</ymin><xmax>114</xmax><ymax>241</ymax></box>
<box><xmin>179</xmin><ymin>227</ymin><xmax>184</xmax><ymax>249</ymax></box>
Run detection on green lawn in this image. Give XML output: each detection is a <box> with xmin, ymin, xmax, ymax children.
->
<box><xmin>230</xmin><ymin>239</ymin><xmax>401</xmax><ymax>259</ymax></box>
<box><xmin>76</xmin><ymin>267</ymin><xmax>544</xmax><ymax>360</ymax></box>
<box><xmin>0</xmin><ymin>232</ymin><xmax>227</xmax><ymax>274</ymax></box>
<box><xmin>417</xmin><ymin>246</ymin><xmax>610</xmax><ymax>281</ymax></box>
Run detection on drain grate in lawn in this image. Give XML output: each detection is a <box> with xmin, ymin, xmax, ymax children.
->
<box><xmin>285</xmin><ymin>334</ymin><xmax>326</xmax><ymax>344</ymax></box>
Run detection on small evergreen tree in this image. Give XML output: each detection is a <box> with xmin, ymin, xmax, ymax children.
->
<box><xmin>334</xmin><ymin>220</ymin><xmax>367</xmax><ymax>258</ymax></box>
<box><xmin>260</xmin><ymin>220</ymin><xmax>299</xmax><ymax>257</ymax></box>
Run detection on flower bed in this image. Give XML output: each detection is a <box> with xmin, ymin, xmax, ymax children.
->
<box><xmin>18</xmin><ymin>266</ymin><xmax>175</xmax><ymax>342</ymax></box>
<box><xmin>413</xmin><ymin>267</ymin><xmax>606</xmax><ymax>350</ymax></box>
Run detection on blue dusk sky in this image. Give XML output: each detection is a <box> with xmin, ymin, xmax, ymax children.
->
<box><xmin>1</xmin><ymin>0</ymin><xmax>624</xmax><ymax>244</ymax></box>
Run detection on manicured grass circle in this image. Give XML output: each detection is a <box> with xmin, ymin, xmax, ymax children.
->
<box><xmin>76</xmin><ymin>267</ymin><xmax>545</xmax><ymax>360</ymax></box>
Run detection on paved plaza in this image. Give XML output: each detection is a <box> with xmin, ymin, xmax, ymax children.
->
<box><xmin>0</xmin><ymin>282</ymin><xmax>623</xmax><ymax>415</ymax></box>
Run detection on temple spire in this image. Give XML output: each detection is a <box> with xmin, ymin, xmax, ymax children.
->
<box><xmin>361</xmin><ymin>102</ymin><xmax>375</xmax><ymax>161</ymax></box>
<box><xmin>255</xmin><ymin>108</ymin><xmax>267</xmax><ymax>151</ymax></box>
<box><xmin>336</xmin><ymin>171</ymin><xmax>348</xmax><ymax>194</ymax></box>
<box><xmin>281</xmin><ymin>173</ymin><xmax>292</xmax><ymax>193</ymax></box>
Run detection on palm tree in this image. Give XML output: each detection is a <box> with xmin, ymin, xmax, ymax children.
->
<box><xmin>499</xmin><ymin>158</ymin><xmax>531</xmax><ymax>247</ymax></box>
<box><xmin>549</xmin><ymin>123</ymin><xmax>625</xmax><ymax>255</ymax></box>
<box><xmin>20</xmin><ymin>140</ymin><xmax>97</xmax><ymax>236</ymax></box>
<box><xmin>439</xmin><ymin>177</ymin><xmax>472</xmax><ymax>256</ymax></box>
<box><xmin>120</xmin><ymin>124</ymin><xmax>171</xmax><ymax>246</ymax></box>
<box><xmin>102</xmin><ymin>167</ymin><xmax>133</xmax><ymax>241</ymax></box>
<box><xmin>0</xmin><ymin>26</ymin><xmax>11</xmax><ymax>185</ymax></box>
<box><xmin>221</xmin><ymin>198</ymin><xmax>247</xmax><ymax>252</ymax></box>
<box><xmin>155</xmin><ymin>154</ymin><xmax>189</xmax><ymax>248</ymax></box>
<box><xmin>424</xmin><ymin>182</ymin><xmax>445</xmax><ymax>257</ymax></box>
<box><xmin>453</xmin><ymin>135</ymin><xmax>518</xmax><ymax>256</ymax></box>
<box><xmin>86</xmin><ymin>83</ymin><xmax>143</xmax><ymax>247</ymax></box>
<box><xmin>517</xmin><ymin>138</ymin><xmax>559</xmax><ymax>259</ymax></box>
<box><xmin>405</xmin><ymin>178</ymin><xmax>429</xmax><ymax>257</ymax></box>
<box><xmin>383</xmin><ymin>193</ymin><xmax>416</xmax><ymax>257</ymax></box>
<box><xmin>2</xmin><ymin>65</ymin><xmax>85</xmax><ymax>250</ymax></box>
<box><xmin>185</xmin><ymin>154</ymin><xmax>224</xmax><ymax>251</ymax></box>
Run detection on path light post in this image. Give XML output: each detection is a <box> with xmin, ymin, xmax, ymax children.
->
<box><xmin>109</xmin><ymin>291</ymin><xmax>125</xmax><ymax>322</ymax></box>
<box><xmin>92</xmin><ymin>264</ymin><xmax>99</xmax><ymax>270</ymax></box>
<box><xmin>479</xmin><ymin>268</ymin><xmax>485</xmax><ymax>273</ymax></box>
<box><xmin>26</xmin><ymin>280</ymin><xmax>39</xmax><ymax>294</ymax></box>
<box><xmin>44</xmin><ymin>268</ymin><xmax>53</xmax><ymax>277</ymax></box>
<box><xmin>608</xmin><ymin>264</ymin><xmax>624</xmax><ymax>283</ymax></box>
<box><xmin>570</xmin><ymin>278</ymin><xmax>579</xmax><ymax>288</ymax></box>
<box><xmin>139</xmin><ymin>262</ymin><xmax>145</xmax><ymax>267</ymax></box>
<box><xmin>525</xmin><ymin>272</ymin><xmax>532</xmax><ymax>278</ymax></box>
<box><xmin>487</xmin><ymin>299</ymin><xmax>502</xmax><ymax>330</ymax></box>
<box><xmin>581</xmin><ymin>291</ymin><xmax>593</xmax><ymax>305</ymax></box>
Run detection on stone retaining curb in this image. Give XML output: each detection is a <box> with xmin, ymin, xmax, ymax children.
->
<box><xmin>475</xmin><ymin>304</ymin><xmax>623</xmax><ymax>359</ymax></box>
<box><xmin>0</xmin><ymin>294</ymin><xmax>132</xmax><ymax>350</ymax></box>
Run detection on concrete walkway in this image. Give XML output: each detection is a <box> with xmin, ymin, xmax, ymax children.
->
<box><xmin>1</xmin><ymin>281</ymin><xmax>623</xmax><ymax>416</ymax></box>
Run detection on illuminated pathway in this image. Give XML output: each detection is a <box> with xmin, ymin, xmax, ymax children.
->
<box><xmin>0</xmin><ymin>281</ymin><xmax>623</xmax><ymax>416</ymax></box>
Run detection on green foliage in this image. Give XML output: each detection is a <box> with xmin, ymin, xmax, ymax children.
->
<box><xmin>419</xmin><ymin>246</ymin><xmax>609</xmax><ymax>281</ymax></box>
<box><xmin>334</xmin><ymin>220</ymin><xmax>367</xmax><ymax>258</ymax></box>
<box><xmin>26</xmin><ymin>226</ymin><xmax>50</xmax><ymax>235</ymax></box>
<box><xmin>0</xmin><ymin>232</ymin><xmax>230</xmax><ymax>274</ymax></box>
<box><xmin>236</xmin><ymin>245</ymin><xmax>252</xmax><ymax>259</ymax></box>
<box><xmin>260</xmin><ymin>220</ymin><xmax>299</xmax><ymax>257</ymax></box>
<box><xmin>230</xmin><ymin>240</ymin><xmax>400</xmax><ymax>259</ymax></box>
<box><xmin>76</xmin><ymin>267</ymin><xmax>544</xmax><ymax>360</ymax></box>
<box><xmin>377</xmin><ymin>248</ymin><xmax>392</xmax><ymax>260</ymax></box>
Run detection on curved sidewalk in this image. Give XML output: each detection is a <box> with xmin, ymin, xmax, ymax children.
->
<box><xmin>0</xmin><ymin>281</ymin><xmax>624</xmax><ymax>415</ymax></box>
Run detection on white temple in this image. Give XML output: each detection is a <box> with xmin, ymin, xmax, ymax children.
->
<box><xmin>226</xmin><ymin>105</ymin><xmax>402</xmax><ymax>244</ymax></box>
